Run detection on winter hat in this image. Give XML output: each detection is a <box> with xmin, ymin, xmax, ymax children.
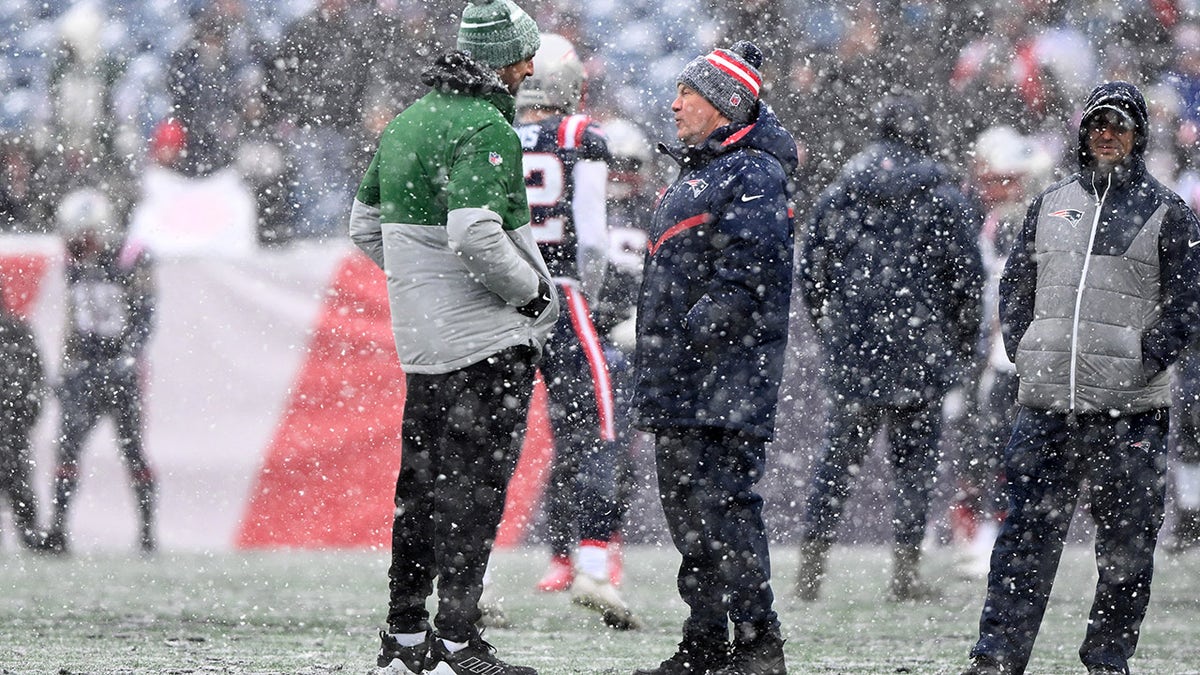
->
<box><xmin>1077</xmin><ymin>81</ymin><xmax>1149</xmax><ymax>168</ymax></box>
<box><xmin>457</xmin><ymin>0</ymin><xmax>540</xmax><ymax>69</ymax></box>
<box><xmin>873</xmin><ymin>93</ymin><xmax>932</xmax><ymax>152</ymax></box>
<box><xmin>677</xmin><ymin>41</ymin><xmax>765</xmax><ymax>124</ymax></box>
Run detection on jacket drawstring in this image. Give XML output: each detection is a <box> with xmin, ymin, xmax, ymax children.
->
<box><xmin>1068</xmin><ymin>171</ymin><xmax>1112</xmax><ymax>420</ymax></box>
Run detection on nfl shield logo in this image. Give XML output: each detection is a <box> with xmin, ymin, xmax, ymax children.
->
<box><xmin>730</xmin><ymin>93</ymin><xmax>741</xmax><ymax>107</ymax></box>
<box><xmin>488</xmin><ymin>152</ymin><xmax>503</xmax><ymax>166</ymax></box>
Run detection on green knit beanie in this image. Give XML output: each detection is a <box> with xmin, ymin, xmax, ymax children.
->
<box><xmin>457</xmin><ymin>0</ymin><xmax>541</xmax><ymax>68</ymax></box>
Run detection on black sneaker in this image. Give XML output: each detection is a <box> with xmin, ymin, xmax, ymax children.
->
<box><xmin>633</xmin><ymin>641</ymin><xmax>729</xmax><ymax>675</ymax></box>
<box><xmin>959</xmin><ymin>655</ymin><xmax>1004</xmax><ymax>675</ymax></box>
<box><xmin>377</xmin><ymin>629</ymin><xmax>428</xmax><ymax>674</ymax></box>
<box><xmin>1086</xmin><ymin>666</ymin><xmax>1125</xmax><ymax>675</ymax></box>
<box><xmin>710</xmin><ymin>630</ymin><xmax>786</xmax><ymax>675</ymax></box>
<box><xmin>427</xmin><ymin>634</ymin><xmax>536</xmax><ymax>674</ymax></box>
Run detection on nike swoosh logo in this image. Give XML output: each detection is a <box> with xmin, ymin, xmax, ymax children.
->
<box><xmin>741</xmin><ymin>194</ymin><xmax>764</xmax><ymax>202</ymax></box>
<box><xmin>1190</xmin><ymin>240</ymin><xmax>1200</xmax><ymax>248</ymax></box>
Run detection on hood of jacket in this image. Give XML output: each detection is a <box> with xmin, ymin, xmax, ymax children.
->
<box><xmin>420</xmin><ymin>51</ymin><xmax>516</xmax><ymax>122</ymax></box>
<box><xmin>838</xmin><ymin>139</ymin><xmax>955</xmax><ymax>205</ymax></box>
<box><xmin>658</xmin><ymin>103</ymin><xmax>799</xmax><ymax>176</ymax></box>
<box><xmin>1076</xmin><ymin>80</ymin><xmax>1149</xmax><ymax>172</ymax></box>
<box><xmin>873</xmin><ymin>93</ymin><xmax>932</xmax><ymax>154</ymax></box>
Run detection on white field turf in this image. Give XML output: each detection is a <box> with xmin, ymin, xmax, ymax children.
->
<box><xmin>1</xmin><ymin>544</ymin><xmax>1199</xmax><ymax>674</ymax></box>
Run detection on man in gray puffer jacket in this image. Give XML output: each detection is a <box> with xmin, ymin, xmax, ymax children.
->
<box><xmin>961</xmin><ymin>81</ymin><xmax>1200</xmax><ymax>675</ymax></box>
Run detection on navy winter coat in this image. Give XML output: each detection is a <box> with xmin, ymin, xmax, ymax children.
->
<box><xmin>801</xmin><ymin>138</ymin><xmax>983</xmax><ymax>406</ymax></box>
<box><xmin>632</xmin><ymin>105</ymin><xmax>797</xmax><ymax>441</ymax></box>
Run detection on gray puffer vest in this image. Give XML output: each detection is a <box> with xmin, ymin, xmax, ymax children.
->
<box><xmin>1015</xmin><ymin>178</ymin><xmax>1170</xmax><ymax>414</ymax></box>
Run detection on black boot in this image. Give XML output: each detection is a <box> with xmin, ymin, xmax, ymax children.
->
<box><xmin>959</xmin><ymin>654</ymin><xmax>1005</xmax><ymax>675</ymax></box>
<box><xmin>12</xmin><ymin>496</ymin><xmax>48</xmax><ymax>552</ymax></box>
<box><xmin>633</xmin><ymin>638</ymin><xmax>729</xmax><ymax>675</ymax></box>
<box><xmin>889</xmin><ymin>544</ymin><xmax>936</xmax><ymax>601</ymax></box>
<box><xmin>44</xmin><ymin>528</ymin><xmax>68</xmax><ymax>555</ymax></box>
<box><xmin>135</xmin><ymin>477</ymin><xmax>157</xmax><ymax>554</ymax></box>
<box><xmin>795</xmin><ymin>538</ymin><xmax>830</xmax><ymax>601</ymax></box>
<box><xmin>711</xmin><ymin>628</ymin><xmax>786</xmax><ymax>675</ymax></box>
<box><xmin>46</xmin><ymin>472</ymin><xmax>75</xmax><ymax>556</ymax></box>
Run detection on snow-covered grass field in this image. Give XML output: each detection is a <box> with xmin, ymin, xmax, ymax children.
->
<box><xmin>2</xmin><ymin>543</ymin><xmax>1198</xmax><ymax>674</ymax></box>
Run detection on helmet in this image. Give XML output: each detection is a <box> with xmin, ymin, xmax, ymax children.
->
<box><xmin>603</xmin><ymin>118</ymin><xmax>651</xmax><ymax>169</ymax></box>
<box><xmin>972</xmin><ymin>125</ymin><xmax>1053</xmax><ymax>209</ymax></box>
<box><xmin>602</xmin><ymin>118</ymin><xmax>651</xmax><ymax>200</ymax></box>
<box><xmin>57</xmin><ymin>187</ymin><xmax>117</xmax><ymax>243</ymax></box>
<box><xmin>516</xmin><ymin>33</ymin><xmax>585</xmax><ymax>113</ymax></box>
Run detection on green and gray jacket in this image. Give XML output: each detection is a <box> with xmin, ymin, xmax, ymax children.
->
<box><xmin>349</xmin><ymin>52</ymin><xmax>557</xmax><ymax>374</ymax></box>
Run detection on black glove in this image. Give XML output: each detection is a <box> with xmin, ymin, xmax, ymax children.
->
<box><xmin>516</xmin><ymin>278</ymin><xmax>552</xmax><ymax>318</ymax></box>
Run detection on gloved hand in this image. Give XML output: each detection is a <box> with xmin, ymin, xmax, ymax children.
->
<box><xmin>516</xmin><ymin>278</ymin><xmax>553</xmax><ymax>318</ymax></box>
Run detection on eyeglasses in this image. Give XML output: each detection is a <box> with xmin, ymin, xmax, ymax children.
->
<box><xmin>1086</xmin><ymin>109</ymin><xmax>1133</xmax><ymax>134</ymax></box>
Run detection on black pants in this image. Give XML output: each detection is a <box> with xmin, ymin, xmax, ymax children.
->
<box><xmin>970</xmin><ymin>407</ymin><xmax>1168</xmax><ymax>675</ymax></box>
<box><xmin>801</xmin><ymin>397</ymin><xmax>942</xmax><ymax>553</ymax></box>
<box><xmin>53</xmin><ymin>360</ymin><xmax>155</xmax><ymax>534</ymax></box>
<box><xmin>0</xmin><ymin>424</ymin><xmax>41</xmax><ymax>546</ymax></box>
<box><xmin>655</xmin><ymin>427</ymin><xmax>779</xmax><ymax>643</ymax></box>
<box><xmin>1172</xmin><ymin>347</ymin><xmax>1200</xmax><ymax>464</ymax></box>
<box><xmin>387</xmin><ymin>346</ymin><xmax>537</xmax><ymax>642</ymax></box>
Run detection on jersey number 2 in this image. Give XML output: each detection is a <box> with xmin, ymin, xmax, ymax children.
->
<box><xmin>523</xmin><ymin>152</ymin><xmax>566</xmax><ymax>244</ymax></box>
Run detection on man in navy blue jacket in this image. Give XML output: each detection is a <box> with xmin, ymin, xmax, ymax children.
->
<box><xmin>798</xmin><ymin>93</ymin><xmax>984</xmax><ymax>602</ymax></box>
<box><xmin>961</xmin><ymin>81</ymin><xmax>1200</xmax><ymax>675</ymax></box>
<box><xmin>631</xmin><ymin>40</ymin><xmax>795</xmax><ymax>675</ymax></box>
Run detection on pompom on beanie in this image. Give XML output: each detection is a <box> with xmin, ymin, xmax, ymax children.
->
<box><xmin>677</xmin><ymin>40</ymin><xmax>765</xmax><ymax>124</ymax></box>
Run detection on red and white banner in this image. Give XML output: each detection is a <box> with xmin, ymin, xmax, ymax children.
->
<box><xmin>0</xmin><ymin>236</ymin><xmax>554</xmax><ymax>552</ymax></box>
<box><xmin>127</xmin><ymin>166</ymin><xmax>258</xmax><ymax>258</ymax></box>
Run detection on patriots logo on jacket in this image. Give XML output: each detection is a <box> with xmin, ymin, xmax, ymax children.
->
<box><xmin>684</xmin><ymin>179</ymin><xmax>709</xmax><ymax>197</ymax></box>
<box><xmin>1050</xmin><ymin>208</ymin><xmax>1084</xmax><ymax>225</ymax></box>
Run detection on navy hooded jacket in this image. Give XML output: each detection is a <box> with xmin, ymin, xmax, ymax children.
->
<box><xmin>1000</xmin><ymin>81</ymin><xmax>1200</xmax><ymax>407</ymax></box>
<box><xmin>631</xmin><ymin>104</ymin><xmax>797</xmax><ymax>441</ymax></box>
<box><xmin>801</xmin><ymin>101</ymin><xmax>984</xmax><ymax>406</ymax></box>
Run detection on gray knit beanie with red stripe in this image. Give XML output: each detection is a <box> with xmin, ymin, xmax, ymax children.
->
<box><xmin>678</xmin><ymin>41</ymin><xmax>765</xmax><ymax>124</ymax></box>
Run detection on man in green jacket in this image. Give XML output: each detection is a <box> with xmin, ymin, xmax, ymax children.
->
<box><xmin>349</xmin><ymin>2</ymin><xmax>554</xmax><ymax>673</ymax></box>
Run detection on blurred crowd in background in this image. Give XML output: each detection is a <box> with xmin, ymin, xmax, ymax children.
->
<box><xmin>6</xmin><ymin>0</ymin><xmax>1200</xmax><ymax>561</ymax></box>
<box><xmin>4</xmin><ymin>0</ymin><xmax>1200</xmax><ymax>245</ymax></box>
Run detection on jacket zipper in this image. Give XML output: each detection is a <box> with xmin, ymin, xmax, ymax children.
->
<box><xmin>1069</xmin><ymin>173</ymin><xmax>1111</xmax><ymax>413</ymax></box>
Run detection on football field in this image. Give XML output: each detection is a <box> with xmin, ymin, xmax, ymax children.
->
<box><xmin>2</xmin><ymin>544</ymin><xmax>1198</xmax><ymax>674</ymax></box>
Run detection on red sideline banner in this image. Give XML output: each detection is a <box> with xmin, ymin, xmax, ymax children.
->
<box><xmin>234</xmin><ymin>251</ymin><xmax>556</xmax><ymax>549</ymax></box>
<box><xmin>0</xmin><ymin>237</ymin><xmax>554</xmax><ymax>552</ymax></box>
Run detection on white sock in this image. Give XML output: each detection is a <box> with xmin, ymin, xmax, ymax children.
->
<box><xmin>391</xmin><ymin>631</ymin><xmax>425</xmax><ymax>648</ymax></box>
<box><xmin>442</xmin><ymin>638</ymin><xmax>469</xmax><ymax>653</ymax></box>
<box><xmin>1178</xmin><ymin>462</ymin><xmax>1200</xmax><ymax>510</ymax></box>
<box><xmin>577</xmin><ymin>541</ymin><xmax>608</xmax><ymax>579</ymax></box>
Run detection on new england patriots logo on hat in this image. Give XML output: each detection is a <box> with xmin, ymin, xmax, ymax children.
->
<box><xmin>684</xmin><ymin>179</ymin><xmax>709</xmax><ymax>197</ymax></box>
<box><xmin>1050</xmin><ymin>209</ymin><xmax>1084</xmax><ymax>225</ymax></box>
